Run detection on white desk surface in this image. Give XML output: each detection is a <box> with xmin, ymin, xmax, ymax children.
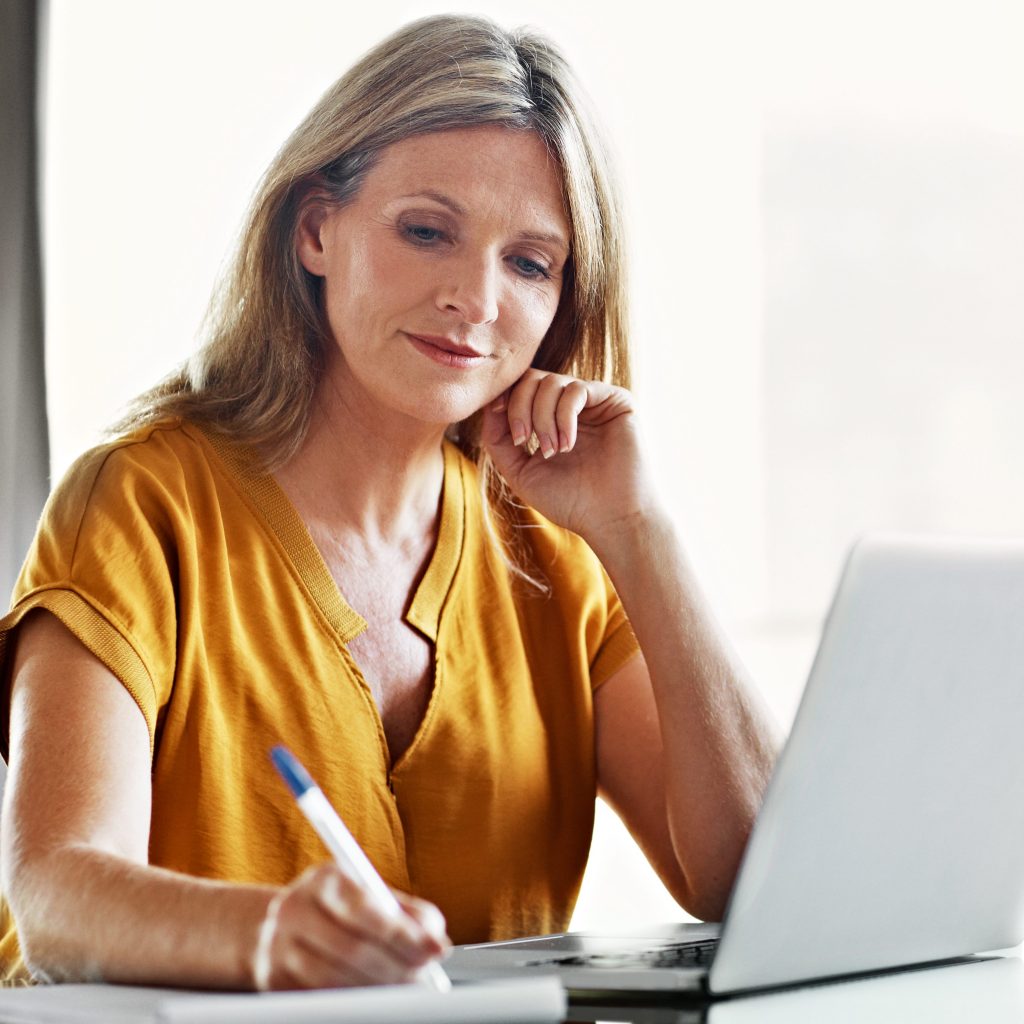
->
<box><xmin>568</xmin><ymin>954</ymin><xmax>1024</xmax><ymax>1023</ymax></box>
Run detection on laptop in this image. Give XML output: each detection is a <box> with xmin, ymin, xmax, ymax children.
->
<box><xmin>446</xmin><ymin>535</ymin><xmax>1024</xmax><ymax>996</ymax></box>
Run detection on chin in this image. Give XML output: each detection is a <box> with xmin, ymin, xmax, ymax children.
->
<box><xmin>392</xmin><ymin>381</ymin><xmax>492</xmax><ymax>430</ymax></box>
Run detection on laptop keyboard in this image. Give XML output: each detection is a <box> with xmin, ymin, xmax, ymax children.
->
<box><xmin>524</xmin><ymin>938</ymin><xmax>719</xmax><ymax>970</ymax></box>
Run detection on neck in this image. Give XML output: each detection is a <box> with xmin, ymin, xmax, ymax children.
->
<box><xmin>275</xmin><ymin>363</ymin><xmax>448</xmax><ymax>548</ymax></box>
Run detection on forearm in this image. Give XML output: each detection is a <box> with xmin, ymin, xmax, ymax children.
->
<box><xmin>9</xmin><ymin>844</ymin><xmax>275</xmax><ymax>987</ymax></box>
<box><xmin>589</xmin><ymin>510</ymin><xmax>781</xmax><ymax>918</ymax></box>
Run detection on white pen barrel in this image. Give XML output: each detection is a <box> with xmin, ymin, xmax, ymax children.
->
<box><xmin>297</xmin><ymin>788</ymin><xmax>398</xmax><ymax>910</ymax></box>
<box><xmin>296</xmin><ymin>787</ymin><xmax>451</xmax><ymax>991</ymax></box>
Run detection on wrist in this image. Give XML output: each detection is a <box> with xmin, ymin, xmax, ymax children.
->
<box><xmin>585</xmin><ymin>505</ymin><xmax>677</xmax><ymax>570</ymax></box>
<box><xmin>250</xmin><ymin>888</ymin><xmax>284</xmax><ymax>991</ymax></box>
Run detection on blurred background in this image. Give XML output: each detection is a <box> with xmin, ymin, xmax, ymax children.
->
<box><xmin>2</xmin><ymin>0</ymin><xmax>1022</xmax><ymax>926</ymax></box>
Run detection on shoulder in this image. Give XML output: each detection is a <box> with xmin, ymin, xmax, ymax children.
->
<box><xmin>10</xmin><ymin>418</ymin><xmax>253</xmax><ymax>624</ymax></box>
<box><xmin>40</xmin><ymin>419</ymin><xmax>238</xmax><ymax>544</ymax></box>
<box><xmin>56</xmin><ymin>418</ymin><xmax>230</xmax><ymax>501</ymax></box>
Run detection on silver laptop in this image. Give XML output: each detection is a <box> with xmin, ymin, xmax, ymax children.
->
<box><xmin>447</xmin><ymin>535</ymin><xmax>1024</xmax><ymax>995</ymax></box>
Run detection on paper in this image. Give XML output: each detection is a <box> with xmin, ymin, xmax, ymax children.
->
<box><xmin>0</xmin><ymin>977</ymin><xmax>566</xmax><ymax>1024</ymax></box>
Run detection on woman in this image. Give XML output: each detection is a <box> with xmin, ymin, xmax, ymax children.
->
<box><xmin>0</xmin><ymin>14</ymin><xmax>778</xmax><ymax>990</ymax></box>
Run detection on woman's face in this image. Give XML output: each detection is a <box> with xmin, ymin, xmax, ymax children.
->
<box><xmin>297</xmin><ymin>126</ymin><xmax>571</xmax><ymax>428</ymax></box>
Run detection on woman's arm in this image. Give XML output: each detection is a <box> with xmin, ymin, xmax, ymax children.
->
<box><xmin>590</xmin><ymin>523</ymin><xmax>778</xmax><ymax>921</ymax></box>
<box><xmin>482</xmin><ymin>372</ymin><xmax>781</xmax><ymax>920</ymax></box>
<box><xmin>2</xmin><ymin>611</ymin><xmax>446</xmax><ymax>988</ymax></box>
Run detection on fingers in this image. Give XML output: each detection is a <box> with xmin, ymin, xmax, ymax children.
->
<box><xmin>316</xmin><ymin>870</ymin><xmax>446</xmax><ymax>966</ymax></box>
<box><xmin>393</xmin><ymin>890</ymin><xmax>450</xmax><ymax>950</ymax></box>
<box><xmin>501</xmin><ymin>370</ymin><xmax>616</xmax><ymax>459</ymax></box>
<box><xmin>252</xmin><ymin>864</ymin><xmax>450</xmax><ymax>991</ymax></box>
<box><xmin>392</xmin><ymin>890</ymin><xmax>453</xmax><ymax>987</ymax></box>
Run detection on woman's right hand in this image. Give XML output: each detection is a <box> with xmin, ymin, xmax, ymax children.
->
<box><xmin>251</xmin><ymin>863</ymin><xmax>450</xmax><ymax>990</ymax></box>
<box><xmin>3</xmin><ymin>612</ymin><xmax>448</xmax><ymax>990</ymax></box>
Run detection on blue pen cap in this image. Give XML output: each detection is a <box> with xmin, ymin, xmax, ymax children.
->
<box><xmin>271</xmin><ymin>745</ymin><xmax>315</xmax><ymax>798</ymax></box>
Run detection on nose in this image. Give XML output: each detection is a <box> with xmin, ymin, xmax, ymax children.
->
<box><xmin>435</xmin><ymin>252</ymin><xmax>500</xmax><ymax>326</ymax></box>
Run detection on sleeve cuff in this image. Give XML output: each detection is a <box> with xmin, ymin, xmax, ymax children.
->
<box><xmin>0</xmin><ymin>588</ymin><xmax>158</xmax><ymax>758</ymax></box>
<box><xmin>590</xmin><ymin>619</ymin><xmax>640</xmax><ymax>691</ymax></box>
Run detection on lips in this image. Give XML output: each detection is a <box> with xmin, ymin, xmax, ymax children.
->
<box><xmin>406</xmin><ymin>333</ymin><xmax>484</xmax><ymax>358</ymax></box>
<box><xmin>404</xmin><ymin>332</ymin><xmax>488</xmax><ymax>370</ymax></box>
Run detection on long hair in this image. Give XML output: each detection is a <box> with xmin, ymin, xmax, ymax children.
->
<box><xmin>116</xmin><ymin>14</ymin><xmax>631</xmax><ymax>578</ymax></box>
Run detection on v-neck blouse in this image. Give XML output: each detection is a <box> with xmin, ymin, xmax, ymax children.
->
<box><xmin>204</xmin><ymin>427</ymin><xmax>464</xmax><ymax>650</ymax></box>
<box><xmin>0</xmin><ymin>418</ymin><xmax>638</xmax><ymax>978</ymax></box>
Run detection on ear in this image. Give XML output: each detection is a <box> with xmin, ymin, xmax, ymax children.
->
<box><xmin>295</xmin><ymin>187</ymin><xmax>333</xmax><ymax>277</ymax></box>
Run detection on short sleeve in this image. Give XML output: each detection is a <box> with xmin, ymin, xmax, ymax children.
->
<box><xmin>0</xmin><ymin>438</ymin><xmax>182</xmax><ymax>758</ymax></box>
<box><xmin>525</xmin><ymin>511</ymin><xmax>640</xmax><ymax>693</ymax></box>
<box><xmin>588</xmin><ymin>564</ymin><xmax>640</xmax><ymax>690</ymax></box>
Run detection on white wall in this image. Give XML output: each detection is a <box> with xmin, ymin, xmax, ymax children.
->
<box><xmin>42</xmin><ymin>0</ymin><xmax>1024</xmax><ymax>928</ymax></box>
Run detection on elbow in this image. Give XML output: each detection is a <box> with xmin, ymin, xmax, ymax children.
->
<box><xmin>667</xmin><ymin>862</ymin><xmax>732</xmax><ymax>923</ymax></box>
<box><xmin>681</xmin><ymin>885</ymin><xmax>731</xmax><ymax>924</ymax></box>
<box><xmin>12</xmin><ymin>903</ymin><xmax>100</xmax><ymax>985</ymax></box>
<box><xmin>662</xmin><ymin>866</ymin><xmax>733</xmax><ymax>924</ymax></box>
<box><xmin>6</xmin><ymin>874</ymin><xmax>59</xmax><ymax>983</ymax></box>
<box><xmin>670</xmin><ymin>828</ymin><xmax>754</xmax><ymax>924</ymax></box>
<box><xmin>4</xmin><ymin>850</ymin><xmax>100</xmax><ymax>984</ymax></box>
<box><xmin>6</xmin><ymin>881</ymin><xmax>57</xmax><ymax>983</ymax></box>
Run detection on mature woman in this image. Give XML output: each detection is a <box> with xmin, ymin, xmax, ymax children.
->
<box><xmin>0</xmin><ymin>14</ymin><xmax>777</xmax><ymax>990</ymax></box>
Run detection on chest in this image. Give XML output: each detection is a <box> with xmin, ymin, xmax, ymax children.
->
<box><xmin>314</xmin><ymin>536</ymin><xmax>435</xmax><ymax>765</ymax></box>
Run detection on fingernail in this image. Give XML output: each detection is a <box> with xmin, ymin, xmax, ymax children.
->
<box><xmin>512</xmin><ymin>421</ymin><xmax>528</xmax><ymax>446</ymax></box>
<box><xmin>541</xmin><ymin>435</ymin><xmax>556</xmax><ymax>459</ymax></box>
<box><xmin>558</xmin><ymin>431</ymin><xmax>570</xmax><ymax>453</ymax></box>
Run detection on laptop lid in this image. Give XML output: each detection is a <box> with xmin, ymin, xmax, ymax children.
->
<box><xmin>709</xmin><ymin>534</ymin><xmax>1024</xmax><ymax>992</ymax></box>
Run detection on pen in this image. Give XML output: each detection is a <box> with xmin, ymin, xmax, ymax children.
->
<box><xmin>270</xmin><ymin>745</ymin><xmax>452</xmax><ymax>992</ymax></box>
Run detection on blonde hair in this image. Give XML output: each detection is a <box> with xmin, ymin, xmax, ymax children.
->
<box><xmin>117</xmin><ymin>14</ymin><xmax>630</xmax><ymax>575</ymax></box>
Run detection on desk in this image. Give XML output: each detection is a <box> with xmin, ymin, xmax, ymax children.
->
<box><xmin>564</xmin><ymin>955</ymin><xmax>1024</xmax><ymax>1023</ymax></box>
<box><xmin>0</xmin><ymin>958</ymin><xmax>1018</xmax><ymax>1022</ymax></box>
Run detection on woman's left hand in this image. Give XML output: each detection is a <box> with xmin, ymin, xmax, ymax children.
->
<box><xmin>481</xmin><ymin>369</ymin><xmax>657</xmax><ymax>542</ymax></box>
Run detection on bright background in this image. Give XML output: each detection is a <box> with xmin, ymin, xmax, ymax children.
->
<box><xmin>42</xmin><ymin>0</ymin><xmax>1024</xmax><ymax>928</ymax></box>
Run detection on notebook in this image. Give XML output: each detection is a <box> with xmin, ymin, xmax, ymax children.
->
<box><xmin>0</xmin><ymin>977</ymin><xmax>565</xmax><ymax>1024</ymax></box>
<box><xmin>446</xmin><ymin>535</ymin><xmax>1024</xmax><ymax>995</ymax></box>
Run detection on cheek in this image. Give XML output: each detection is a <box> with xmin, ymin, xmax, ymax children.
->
<box><xmin>496</xmin><ymin>302</ymin><xmax>556</xmax><ymax>383</ymax></box>
<box><xmin>323</xmin><ymin>240</ymin><xmax>411</xmax><ymax>331</ymax></box>
<box><xmin>508</xmin><ymin>282</ymin><xmax>561</xmax><ymax>340</ymax></box>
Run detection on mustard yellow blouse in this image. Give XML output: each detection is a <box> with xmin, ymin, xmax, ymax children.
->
<box><xmin>0</xmin><ymin>420</ymin><xmax>637</xmax><ymax>982</ymax></box>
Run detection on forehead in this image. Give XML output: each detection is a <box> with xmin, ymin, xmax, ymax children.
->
<box><xmin>362</xmin><ymin>126</ymin><xmax>569</xmax><ymax>234</ymax></box>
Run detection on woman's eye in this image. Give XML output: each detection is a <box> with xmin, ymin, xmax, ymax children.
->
<box><xmin>404</xmin><ymin>224</ymin><xmax>444</xmax><ymax>244</ymax></box>
<box><xmin>513</xmin><ymin>256</ymin><xmax>550</xmax><ymax>280</ymax></box>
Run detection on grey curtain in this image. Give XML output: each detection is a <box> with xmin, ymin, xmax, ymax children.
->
<box><xmin>1</xmin><ymin>0</ymin><xmax>49</xmax><ymax>606</ymax></box>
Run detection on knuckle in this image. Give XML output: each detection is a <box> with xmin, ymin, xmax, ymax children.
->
<box><xmin>314</xmin><ymin>862</ymin><xmax>341</xmax><ymax>884</ymax></box>
<box><xmin>511</xmin><ymin>377</ymin><xmax>539</xmax><ymax>399</ymax></box>
<box><xmin>536</xmin><ymin>373</ymin><xmax>565</xmax><ymax>395</ymax></box>
<box><xmin>336</xmin><ymin>877</ymin><xmax>372</xmax><ymax>913</ymax></box>
<box><xmin>402</xmin><ymin>899</ymin><xmax>446</xmax><ymax>945</ymax></box>
<box><xmin>423</xmin><ymin>903</ymin><xmax>448</xmax><ymax>936</ymax></box>
<box><xmin>296</xmin><ymin>862</ymin><xmax>336</xmax><ymax>893</ymax></box>
<box><xmin>381</xmin><ymin>915</ymin><xmax>413</xmax><ymax>946</ymax></box>
<box><xmin>331</xmin><ymin>927</ymin><xmax>363</xmax><ymax>960</ymax></box>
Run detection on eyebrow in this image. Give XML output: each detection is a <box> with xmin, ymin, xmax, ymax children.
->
<box><xmin>398</xmin><ymin>190</ymin><xmax>570</xmax><ymax>254</ymax></box>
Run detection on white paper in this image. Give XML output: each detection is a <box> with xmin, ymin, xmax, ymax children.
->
<box><xmin>0</xmin><ymin>982</ymin><xmax>172</xmax><ymax>1024</ymax></box>
<box><xmin>0</xmin><ymin>978</ymin><xmax>565</xmax><ymax>1024</ymax></box>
